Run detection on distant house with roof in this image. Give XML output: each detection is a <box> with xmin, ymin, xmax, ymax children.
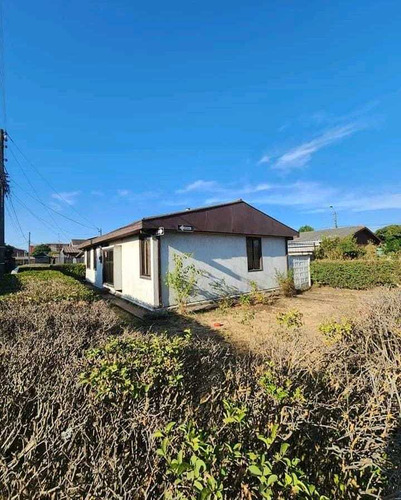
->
<box><xmin>80</xmin><ymin>200</ymin><xmax>298</xmax><ymax>310</ymax></box>
<box><xmin>288</xmin><ymin>226</ymin><xmax>381</xmax><ymax>256</ymax></box>
<box><xmin>59</xmin><ymin>240</ymin><xmax>85</xmax><ymax>264</ymax></box>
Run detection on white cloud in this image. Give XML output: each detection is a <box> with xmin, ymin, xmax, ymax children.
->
<box><xmin>51</xmin><ymin>191</ymin><xmax>80</xmax><ymax>205</ymax></box>
<box><xmin>117</xmin><ymin>189</ymin><xmax>130</xmax><ymax>197</ymax></box>
<box><xmin>264</xmin><ymin>122</ymin><xmax>365</xmax><ymax>172</ymax></box>
<box><xmin>176</xmin><ymin>180</ymin><xmax>219</xmax><ymax>194</ymax></box>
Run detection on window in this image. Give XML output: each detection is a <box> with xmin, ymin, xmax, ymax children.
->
<box><xmin>93</xmin><ymin>248</ymin><xmax>97</xmax><ymax>270</ymax></box>
<box><xmin>85</xmin><ymin>250</ymin><xmax>90</xmax><ymax>269</ymax></box>
<box><xmin>246</xmin><ymin>237</ymin><xmax>262</xmax><ymax>271</ymax></box>
<box><xmin>140</xmin><ymin>237</ymin><xmax>151</xmax><ymax>278</ymax></box>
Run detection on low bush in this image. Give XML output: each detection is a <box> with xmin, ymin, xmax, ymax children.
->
<box><xmin>276</xmin><ymin>269</ymin><xmax>297</xmax><ymax>296</ymax></box>
<box><xmin>18</xmin><ymin>263</ymin><xmax>86</xmax><ymax>280</ymax></box>
<box><xmin>0</xmin><ymin>270</ymin><xmax>96</xmax><ymax>303</ymax></box>
<box><xmin>277</xmin><ymin>309</ymin><xmax>304</xmax><ymax>328</ymax></box>
<box><xmin>311</xmin><ymin>259</ymin><xmax>401</xmax><ymax>289</ymax></box>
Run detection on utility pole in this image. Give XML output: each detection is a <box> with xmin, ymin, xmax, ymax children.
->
<box><xmin>330</xmin><ymin>205</ymin><xmax>338</xmax><ymax>229</ymax></box>
<box><xmin>0</xmin><ymin>129</ymin><xmax>7</xmax><ymax>277</ymax></box>
<box><xmin>28</xmin><ymin>231</ymin><xmax>31</xmax><ymax>264</ymax></box>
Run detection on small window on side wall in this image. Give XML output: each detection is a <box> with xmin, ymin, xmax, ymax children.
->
<box><xmin>140</xmin><ymin>237</ymin><xmax>151</xmax><ymax>278</ymax></box>
<box><xmin>85</xmin><ymin>250</ymin><xmax>90</xmax><ymax>269</ymax></box>
<box><xmin>246</xmin><ymin>237</ymin><xmax>262</xmax><ymax>271</ymax></box>
<box><xmin>93</xmin><ymin>249</ymin><xmax>97</xmax><ymax>270</ymax></box>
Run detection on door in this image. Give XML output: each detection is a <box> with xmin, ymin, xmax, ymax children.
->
<box><xmin>103</xmin><ymin>248</ymin><xmax>114</xmax><ymax>286</ymax></box>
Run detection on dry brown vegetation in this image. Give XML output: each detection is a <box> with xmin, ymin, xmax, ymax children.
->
<box><xmin>1</xmin><ymin>272</ymin><xmax>401</xmax><ymax>499</ymax></box>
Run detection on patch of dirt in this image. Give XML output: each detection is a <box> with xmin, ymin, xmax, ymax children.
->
<box><xmin>187</xmin><ymin>286</ymin><xmax>380</xmax><ymax>351</ymax></box>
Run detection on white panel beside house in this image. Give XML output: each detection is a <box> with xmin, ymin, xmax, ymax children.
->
<box><xmin>160</xmin><ymin>233</ymin><xmax>288</xmax><ymax>307</ymax></box>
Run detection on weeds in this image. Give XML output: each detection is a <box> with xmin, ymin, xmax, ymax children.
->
<box><xmin>1</xmin><ymin>273</ymin><xmax>401</xmax><ymax>498</ymax></box>
<box><xmin>277</xmin><ymin>309</ymin><xmax>304</xmax><ymax>328</ymax></box>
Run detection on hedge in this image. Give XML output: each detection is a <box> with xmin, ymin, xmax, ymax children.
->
<box><xmin>18</xmin><ymin>263</ymin><xmax>86</xmax><ymax>281</ymax></box>
<box><xmin>311</xmin><ymin>259</ymin><xmax>401</xmax><ymax>289</ymax></box>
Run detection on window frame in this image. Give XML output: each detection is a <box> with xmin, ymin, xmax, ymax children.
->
<box><xmin>93</xmin><ymin>248</ymin><xmax>97</xmax><ymax>270</ymax></box>
<box><xmin>85</xmin><ymin>250</ymin><xmax>90</xmax><ymax>270</ymax></box>
<box><xmin>140</xmin><ymin>237</ymin><xmax>151</xmax><ymax>279</ymax></box>
<box><xmin>246</xmin><ymin>236</ymin><xmax>263</xmax><ymax>272</ymax></box>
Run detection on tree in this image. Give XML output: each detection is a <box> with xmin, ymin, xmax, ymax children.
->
<box><xmin>32</xmin><ymin>244</ymin><xmax>51</xmax><ymax>257</ymax></box>
<box><xmin>165</xmin><ymin>253</ymin><xmax>201</xmax><ymax>313</ymax></box>
<box><xmin>298</xmin><ymin>225</ymin><xmax>314</xmax><ymax>233</ymax></box>
<box><xmin>375</xmin><ymin>225</ymin><xmax>401</xmax><ymax>254</ymax></box>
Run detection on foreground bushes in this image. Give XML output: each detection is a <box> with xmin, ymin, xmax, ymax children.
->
<box><xmin>18</xmin><ymin>263</ymin><xmax>86</xmax><ymax>280</ymax></box>
<box><xmin>1</xmin><ymin>274</ymin><xmax>401</xmax><ymax>498</ymax></box>
<box><xmin>311</xmin><ymin>259</ymin><xmax>401</xmax><ymax>289</ymax></box>
<box><xmin>0</xmin><ymin>270</ymin><xmax>96</xmax><ymax>303</ymax></box>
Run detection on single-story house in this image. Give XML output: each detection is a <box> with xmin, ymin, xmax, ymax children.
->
<box><xmin>59</xmin><ymin>239</ymin><xmax>86</xmax><ymax>264</ymax></box>
<box><xmin>80</xmin><ymin>200</ymin><xmax>298</xmax><ymax>310</ymax></box>
<box><xmin>59</xmin><ymin>245</ymin><xmax>84</xmax><ymax>264</ymax></box>
<box><xmin>288</xmin><ymin>226</ymin><xmax>381</xmax><ymax>256</ymax></box>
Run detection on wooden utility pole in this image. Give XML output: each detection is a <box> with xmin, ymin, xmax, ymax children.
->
<box><xmin>0</xmin><ymin>129</ymin><xmax>6</xmax><ymax>277</ymax></box>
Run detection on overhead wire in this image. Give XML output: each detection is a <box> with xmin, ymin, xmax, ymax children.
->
<box><xmin>7</xmin><ymin>148</ymin><xmax>72</xmax><ymax>239</ymax></box>
<box><xmin>7</xmin><ymin>133</ymin><xmax>100</xmax><ymax>231</ymax></box>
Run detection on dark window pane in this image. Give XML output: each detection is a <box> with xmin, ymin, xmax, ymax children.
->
<box><xmin>246</xmin><ymin>237</ymin><xmax>262</xmax><ymax>271</ymax></box>
<box><xmin>140</xmin><ymin>238</ymin><xmax>151</xmax><ymax>277</ymax></box>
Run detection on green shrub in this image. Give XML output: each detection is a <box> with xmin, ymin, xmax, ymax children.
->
<box><xmin>18</xmin><ymin>263</ymin><xmax>86</xmax><ymax>280</ymax></box>
<box><xmin>311</xmin><ymin>260</ymin><xmax>401</xmax><ymax>289</ymax></box>
<box><xmin>80</xmin><ymin>332</ymin><xmax>191</xmax><ymax>401</ymax></box>
<box><xmin>0</xmin><ymin>270</ymin><xmax>96</xmax><ymax>303</ymax></box>
<box><xmin>165</xmin><ymin>253</ymin><xmax>202</xmax><ymax>313</ymax></box>
<box><xmin>276</xmin><ymin>270</ymin><xmax>297</xmax><ymax>296</ymax></box>
<box><xmin>277</xmin><ymin>309</ymin><xmax>304</xmax><ymax>328</ymax></box>
<box><xmin>314</xmin><ymin>236</ymin><xmax>366</xmax><ymax>260</ymax></box>
<box><xmin>319</xmin><ymin>319</ymin><xmax>354</xmax><ymax>343</ymax></box>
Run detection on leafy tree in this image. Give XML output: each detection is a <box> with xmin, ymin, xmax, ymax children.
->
<box><xmin>32</xmin><ymin>244</ymin><xmax>51</xmax><ymax>257</ymax></box>
<box><xmin>299</xmin><ymin>225</ymin><xmax>314</xmax><ymax>232</ymax></box>
<box><xmin>375</xmin><ymin>225</ymin><xmax>401</xmax><ymax>254</ymax></box>
<box><xmin>314</xmin><ymin>236</ymin><xmax>364</xmax><ymax>260</ymax></box>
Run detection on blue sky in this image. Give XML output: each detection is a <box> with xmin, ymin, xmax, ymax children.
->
<box><xmin>3</xmin><ymin>0</ymin><xmax>401</xmax><ymax>247</ymax></box>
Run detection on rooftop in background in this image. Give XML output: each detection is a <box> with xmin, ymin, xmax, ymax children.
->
<box><xmin>294</xmin><ymin>226</ymin><xmax>381</xmax><ymax>244</ymax></box>
<box><xmin>80</xmin><ymin>199</ymin><xmax>298</xmax><ymax>249</ymax></box>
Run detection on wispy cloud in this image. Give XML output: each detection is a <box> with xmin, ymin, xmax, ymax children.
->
<box><xmin>51</xmin><ymin>191</ymin><xmax>80</xmax><ymax>205</ymax></box>
<box><xmin>176</xmin><ymin>180</ymin><xmax>219</xmax><ymax>194</ymax></box>
<box><xmin>91</xmin><ymin>190</ymin><xmax>104</xmax><ymax>196</ymax></box>
<box><xmin>117</xmin><ymin>189</ymin><xmax>130</xmax><ymax>197</ymax></box>
<box><xmin>270</xmin><ymin>123</ymin><xmax>365</xmax><ymax>171</ymax></box>
<box><xmin>177</xmin><ymin>178</ymin><xmax>401</xmax><ymax>214</ymax></box>
<box><xmin>177</xmin><ymin>179</ymin><xmax>273</xmax><ymax>199</ymax></box>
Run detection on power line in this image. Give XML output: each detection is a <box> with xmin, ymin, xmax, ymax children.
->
<box><xmin>10</xmin><ymin>191</ymin><xmax>75</xmax><ymax>240</ymax></box>
<box><xmin>6</xmin><ymin>148</ymin><xmax>72</xmax><ymax>239</ymax></box>
<box><xmin>6</xmin><ymin>195</ymin><xmax>28</xmax><ymax>243</ymax></box>
<box><xmin>6</xmin><ymin>146</ymin><xmax>97</xmax><ymax>231</ymax></box>
<box><xmin>7</xmin><ymin>133</ymin><xmax>100</xmax><ymax>231</ymax></box>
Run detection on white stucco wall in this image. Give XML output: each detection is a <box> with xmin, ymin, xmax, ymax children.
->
<box><xmin>85</xmin><ymin>236</ymin><xmax>159</xmax><ymax>309</ymax></box>
<box><xmin>160</xmin><ymin>233</ymin><xmax>288</xmax><ymax>307</ymax></box>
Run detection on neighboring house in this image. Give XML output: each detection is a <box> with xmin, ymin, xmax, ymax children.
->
<box><xmin>59</xmin><ymin>244</ymin><xmax>84</xmax><ymax>264</ymax></box>
<box><xmin>80</xmin><ymin>200</ymin><xmax>298</xmax><ymax>310</ymax></box>
<box><xmin>288</xmin><ymin>226</ymin><xmax>381</xmax><ymax>256</ymax></box>
<box><xmin>30</xmin><ymin>243</ymin><xmax>67</xmax><ymax>254</ymax></box>
<box><xmin>12</xmin><ymin>247</ymin><xmax>31</xmax><ymax>266</ymax></box>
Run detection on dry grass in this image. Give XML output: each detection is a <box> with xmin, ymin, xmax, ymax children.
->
<box><xmin>1</xmin><ymin>273</ymin><xmax>401</xmax><ymax>499</ymax></box>
<box><xmin>182</xmin><ymin>286</ymin><xmax>381</xmax><ymax>352</ymax></box>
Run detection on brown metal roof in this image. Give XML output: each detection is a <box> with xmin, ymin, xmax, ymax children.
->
<box><xmin>79</xmin><ymin>200</ymin><xmax>298</xmax><ymax>249</ymax></box>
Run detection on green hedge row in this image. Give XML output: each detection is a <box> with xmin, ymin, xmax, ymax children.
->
<box><xmin>311</xmin><ymin>260</ymin><xmax>401</xmax><ymax>289</ymax></box>
<box><xmin>18</xmin><ymin>264</ymin><xmax>86</xmax><ymax>281</ymax></box>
